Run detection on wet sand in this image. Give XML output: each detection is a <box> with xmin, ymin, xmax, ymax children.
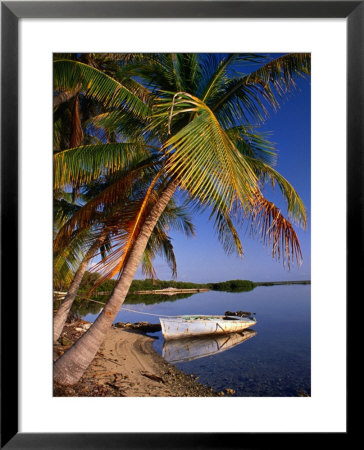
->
<box><xmin>53</xmin><ymin>320</ymin><xmax>217</xmax><ymax>397</ymax></box>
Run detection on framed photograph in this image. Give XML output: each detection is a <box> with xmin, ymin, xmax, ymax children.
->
<box><xmin>1</xmin><ymin>1</ymin><xmax>358</xmax><ymax>448</ymax></box>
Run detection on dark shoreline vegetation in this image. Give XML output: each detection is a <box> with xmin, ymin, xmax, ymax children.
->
<box><xmin>74</xmin><ymin>271</ymin><xmax>309</xmax><ymax>294</ymax></box>
<box><xmin>54</xmin><ymin>272</ymin><xmax>310</xmax><ymax>316</ymax></box>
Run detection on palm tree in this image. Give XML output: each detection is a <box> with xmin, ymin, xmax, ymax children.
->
<box><xmin>53</xmin><ymin>171</ymin><xmax>194</xmax><ymax>341</ymax></box>
<box><xmin>53</xmin><ymin>53</ymin><xmax>310</xmax><ymax>385</ymax></box>
<box><xmin>53</xmin><ymin>235</ymin><xmax>106</xmax><ymax>342</ymax></box>
<box><xmin>53</xmin><ymin>53</ymin><xmax>155</xmax><ymax>339</ymax></box>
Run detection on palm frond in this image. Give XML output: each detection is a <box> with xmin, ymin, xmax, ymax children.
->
<box><xmin>199</xmin><ymin>54</ymin><xmax>235</xmax><ymax>103</ymax></box>
<box><xmin>84</xmin><ymin>111</ymin><xmax>147</xmax><ymax>142</ymax></box>
<box><xmin>54</xmin><ymin>142</ymin><xmax>151</xmax><ymax>188</ymax></box>
<box><xmin>140</xmin><ymin>248</ymin><xmax>158</xmax><ymax>279</ymax></box>
<box><xmin>53</xmin><ymin>197</ymin><xmax>81</xmax><ymax>231</ymax></box>
<box><xmin>97</xmin><ymin>172</ymin><xmax>162</xmax><ymax>280</ymax></box>
<box><xmin>54</xmin><ymin>162</ymin><xmax>155</xmax><ymax>250</ymax></box>
<box><xmin>210</xmin><ymin>205</ymin><xmax>244</xmax><ymax>256</ymax></box>
<box><xmin>140</xmin><ymin>197</ymin><xmax>195</xmax><ymax>279</ymax></box>
<box><xmin>156</xmin><ymin>198</ymin><xmax>195</xmax><ymax>238</ymax></box>
<box><xmin>152</xmin><ymin>92</ymin><xmax>258</xmax><ymax>214</ymax></box>
<box><xmin>53</xmin><ymin>227</ymin><xmax>91</xmax><ymax>289</ymax></box>
<box><xmin>244</xmin><ymin>156</ymin><xmax>307</xmax><ymax>227</ymax></box>
<box><xmin>54</xmin><ymin>59</ymin><xmax>151</xmax><ymax>118</ymax></box>
<box><xmin>142</xmin><ymin>230</ymin><xmax>177</xmax><ymax>279</ymax></box>
<box><xmin>199</xmin><ymin>54</ymin><xmax>265</xmax><ymax>105</ymax></box>
<box><xmin>248</xmin><ymin>190</ymin><xmax>303</xmax><ymax>268</ymax></box>
<box><xmin>226</xmin><ymin>126</ymin><xmax>277</xmax><ymax>167</ymax></box>
<box><xmin>212</xmin><ymin>53</ymin><xmax>311</xmax><ymax>124</ymax></box>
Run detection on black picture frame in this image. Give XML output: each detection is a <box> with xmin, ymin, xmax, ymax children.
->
<box><xmin>1</xmin><ymin>1</ymin><xmax>358</xmax><ymax>448</ymax></box>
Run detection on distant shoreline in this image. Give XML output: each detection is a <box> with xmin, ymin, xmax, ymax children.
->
<box><xmin>69</xmin><ymin>279</ymin><xmax>311</xmax><ymax>299</ymax></box>
<box><xmin>127</xmin><ymin>280</ymin><xmax>311</xmax><ymax>295</ymax></box>
<box><xmin>254</xmin><ymin>280</ymin><xmax>311</xmax><ymax>286</ymax></box>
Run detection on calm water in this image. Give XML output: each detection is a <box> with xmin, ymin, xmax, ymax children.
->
<box><xmin>81</xmin><ymin>285</ymin><xmax>311</xmax><ymax>397</ymax></box>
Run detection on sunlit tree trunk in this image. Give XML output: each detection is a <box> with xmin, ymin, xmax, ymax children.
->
<box><xmin>53</xmin><ymin>236</ymin><xmax>105</xmax><ymax>342</ymax></box>
<box><xmin>53</xmin><ymin>181</ymin><xmax>178</xmax><ymax>385</ymax></box>
<box><xmin>53</xmin><ymin>88</ymin><xmax>79</xmax><ymax>108</ymax></box>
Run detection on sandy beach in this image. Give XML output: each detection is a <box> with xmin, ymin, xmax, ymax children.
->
<box><xmin>53</xmin><ymin>320</ymin><xmax>217</xmax><ymax>397</ymax></box>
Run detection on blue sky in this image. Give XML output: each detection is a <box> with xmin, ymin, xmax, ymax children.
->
<box><xmin>135</xmin><ymin>64</ymin><xmax>311</xmax><ymax>283</ymax></box>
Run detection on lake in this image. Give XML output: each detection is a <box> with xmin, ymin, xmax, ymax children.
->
<box><xmin>80</xmin><ymin>284</ymin><xmax>311</xmax><ymax>397</ymax></box>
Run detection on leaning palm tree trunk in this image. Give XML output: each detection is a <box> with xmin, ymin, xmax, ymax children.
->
<box><xmin>53</xmin><ymin>88</ymin><xmax>80</xmax><ymax>108</ymax></box>
<box><xmin>53</xmin><ymin>236</ymin><xmax>105</xmax><ymax>342</ymax></box>
<box><xmin>53</xmin><ymin>180</ymin><xmax>178</xmax><ymax>385</ymax></box>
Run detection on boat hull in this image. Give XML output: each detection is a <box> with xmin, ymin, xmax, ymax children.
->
<box><xmin>160</xmin><ymin>315</ymin><xmax>257</xmax><ymax>340</ymax></box>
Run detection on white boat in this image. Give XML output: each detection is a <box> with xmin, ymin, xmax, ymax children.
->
<box><xmin>159</xmin><ymin>314</ymin><xmax>257</xmax><ymax>340</ymax></box>
<box><xmin>162</xmin><ymin>330</ymin><xmax>257</xmax><ymax>363</ymax></box>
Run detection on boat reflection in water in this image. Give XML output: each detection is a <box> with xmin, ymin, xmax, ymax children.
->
<box><xmin>162</xmin><ymin>329</ymin><xmax>257</xmax><ymax>364</ymax></box>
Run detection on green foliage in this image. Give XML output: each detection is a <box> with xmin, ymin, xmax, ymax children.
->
<box><xmin>78</xmin><ymin>274</ymin><xmax>208</xmax><ymax>297</ymax></box>
<box><xmin>54</xmin><ymin>142</ymin><xmax>151</xmax><ymax>189</ymax></box>
<box><xmin>78</xmin><ymin>271</ymin><xmax>116</xmax><ymax>294</ymax></box>
<box><xmin>208</xmin><ymin>279</ymin><xmax>256</xmax><ymax>292</ymax></box>
<box><xmin>54</xmin><ymin>59</ymin><xmax>151</xmax><ymax>118</ymax></box>
<box><xmin>78</xmin><ymin>274</ymin><xmax>256</xmax><ymax>296</ymax></box>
